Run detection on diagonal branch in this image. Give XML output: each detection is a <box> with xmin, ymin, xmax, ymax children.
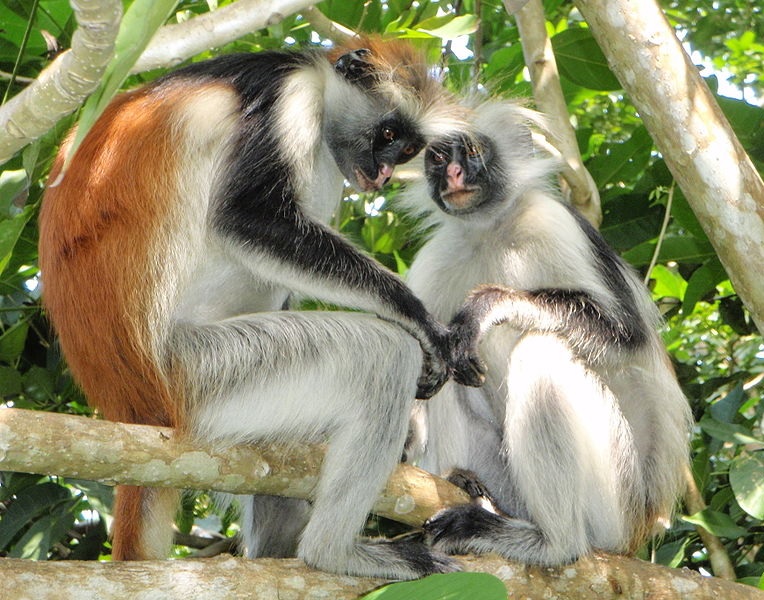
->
<box><xmin>0</xmin><ymin>408</ymin><xmax>468</xmax><ymax>527</ymax></box>
<box><xmin>131</xmin><ymin>0</ymin><xmax>323</xmax><ymax>73</ymax></box>
<box><xmin>0</xmin><ymin>0</ymin><xmax>122</xmax><ymax>164</ymax></box>
<box><xmin>506</xmin><ymin>0</ymin><xmax>602</xmax><ymax>227</ymax></box>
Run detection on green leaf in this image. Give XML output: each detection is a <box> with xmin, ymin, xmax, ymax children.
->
<box><xmin>681</xmin><ymin>258</ymin><xmax>727</xmax><ymax>314</ymax></box>
<box><xmin>0</xmin><ymin>169</ymin><xmax>28</xmax><ymax>216</ymax></box>
<box><xmin>0</xmin><ymin>204</ymin><xmax>34</xmax><ymax>273</ymax></box>
<box><xmin>709</xmin><ymin>383</ymin><xmax>745</xmax><ymax>423</ymax></box>
<box><xmin>699</xmin><ymin>415</ymin><xmax>761</xmax><ymax>446</ymax></box>
<box><xmin>587</xmin><ymin>126</ymin><xmax>653</xmax><ymax>188</ymax></box>
<box><xmin>0</xmin><ymin>481</ymin><xmax>70</xmax><ymax>550</ymax></box>
<box><xmin>622</xmin><ymin>234</ymin><xmax>715</xmax><ymax>267</ymax></box>
<box><xmin>360</xmin><ymin>573</ymin><xmax>507</xmax><ymax>600</ymax></box>
<box><xmin>551</xmin><ymin>28</ymin><xmax>621</xmax><ymax>91</ymax></box>
<box><xmin>649</xmin><ymin>264</ymin><xmax>687</xmax><ymax>301</ymax></box>
<box><xmin>682</xmin><ymin>508</ymin><xmax>747</xmax><ymax>539</ymax></box>
<box><xmin>599</xmin><ymin>193</ymin><xmax>663</xmax><ymax>252</ymax></box>
<box><xmin>23</xmin><ymin>365</ymin><xmax>57</xmax><ymax>402</ymax></box>
<box><xmin>63</xmin><ymin>0</ymin><xmax>178</xmax><ymax>171</ymax></box>
<box><xmin>0</xmin><ymin>318</ymin><xmax>29</xmax><ymax>363</ymax></box>
<box><xmin>729</xmin><ymin>452</ymin><xmax>764</xmax><ymax>520</ymax></box>
<box><xmin>10</xmin><ymin>501</ymin><xmax>77</xmax><ymax>559</ymax></box>
<box><xmin>415</xmin><ymin>15</ymin><xmax>479</xmax><ymax>40</ymax></box>
<box><xmin>0</xmin><ymin>365</ymin><xmax>23</xmax><ymax>396</ymax></box>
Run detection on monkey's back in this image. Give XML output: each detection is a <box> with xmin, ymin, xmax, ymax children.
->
<box><xmin>39</xmin><ymin>79</ymin><xmax>242</xmax><ymax>427</ymax></box>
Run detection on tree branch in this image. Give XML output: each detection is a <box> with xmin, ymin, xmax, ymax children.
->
<box><xmin>0</xmin><ymin>0</ymin><xmax>122</xmax><ymax>164</ymax></box>
<box><xmin>508</xmin><ymin>0</ymin><xmax>602</xmax><ymax>227</ymax></box>
<box><xmin>0</xmin><ymin>408</ymin><xmax>468</xmax><ymax>527</ymax></box>
<box><xmin>0</xmin><ymin>554</ymin><xmax>759</xmax><ymax>599</ymax></box>
<box><xmin>1</xmin><ymin>407</ymin><xmax>759</xmax><ymax>597</ymax></box>
<box><xmin>301</xmin><ymin>5</ymin><xmax>355</xmax><ymax>44</ymax></box>
<box><xmin>131</xmin><ymin>0</ymin><xmax>323</xmax><ymax>73</ymax></box>
<box><xmin>573</xmin><ymin>0</ymin><xmax>764</xmax><ymax>333</ymax></box>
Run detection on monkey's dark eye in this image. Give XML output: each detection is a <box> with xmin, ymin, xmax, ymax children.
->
<box><xmin>466</xmin><ymin>143</ymin><xmax>482</xmax><ymax>157</ymax></box>
<box><xmin>402</xmin><ymin>144</ymin><xmax>417</xmax><ymax>157</ymax></box>
<box><xmin>382</xmin><ymin>127</ymin><xmax>397</xmax><ymax>143</ymax></box>
<box><xmin>430</xmin><ymin>151</ymin><xmax>446</xmax><ymax>165</ymax></box>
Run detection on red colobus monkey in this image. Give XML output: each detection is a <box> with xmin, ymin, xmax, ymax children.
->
<box><xmin>402</xmin><ymin>102</ymin><xmax>693</xmax><ymax>565</ymax></box>
<box><xmin>39</xmin><ymin>39</ymin><xmax>465</xmax><ymax>578</ymax></box>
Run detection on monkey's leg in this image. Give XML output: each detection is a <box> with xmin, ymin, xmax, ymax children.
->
<box><xmin>171</xmin><ymin>311</ymin><xmax>459</xmax><ymax>579</ymax></box>
<box><xmin>238</xmin><ymin>495</ymin><xmax>311</xmax><ymax>558</ymax></box>
<box><xmin>426</xmin><ymin>333</ymin><xmax>635</xmax><ymax>565</ymax></box>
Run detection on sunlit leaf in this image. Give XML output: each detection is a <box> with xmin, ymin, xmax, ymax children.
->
<box><xmin>682</xmin><ymin>508</ymin><xmax>747</xmax><ymax>539</ymax></box>
<box><xmin>699</xmin><ymin>415</ymin><xmax>761</xmax><ymax>446</ymax></box>
<box><xmin>360</xmin><ymin>572</ymin><xmax>507</xmax><ymax>600</ymax></box>
<box><xmin>729</xmin><ymin>452</ymin><xmax>764</xmax><ymax>520</ymax></box>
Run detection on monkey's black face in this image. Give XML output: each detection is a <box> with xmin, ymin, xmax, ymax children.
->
<box><xmin>327</xmin><ymin>111</ymin><xmax>425</xmax><ymax>193</ymax></box>
<box><xmin>424</xmin><ymin>134</ymin><xmax>505</xmax><ymax>216</ymax></box>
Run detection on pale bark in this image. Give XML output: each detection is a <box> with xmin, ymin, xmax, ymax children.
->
<box><xmin>574</xmin><ymin>0</ymin><xmax>764</xmax><ymax>333</ymax></box>
<box><xmin>508</xmin><ymin>0</ymin><xmax>602</xmax><ymax>226</ymax></box>
<box><xmin>2</xmin><ymin>407</ymin><xmax>760</xmax><ymax>597</ymax></box>
<box><xmin>0</xmin><ymin>0</ymin><xmax>122</xmax><ymax>164</ymax></box>
<box><xmin>131</xmin><ymin>0</ymin><xmax>322</xmax><ymax>73</ymax></box>
<box><xmin>0</xmin><ymin>408</ymin><xmax>468</xmax><ymax>527</ymax></box>
<box><xmin>0</xmin><ymin>554</ymin><xmax>761</xmax><ymax>600</ymax></box>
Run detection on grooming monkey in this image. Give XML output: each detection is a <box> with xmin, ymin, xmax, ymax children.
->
<box><xmin>39</xmin><ymin>39</ymin><xmax>466</xmax><ymax>578</ymax></box>
<box><xmin>403</xmin><ymin>101</ymin><xmax>692</xmax><ymax>565</ymax></box>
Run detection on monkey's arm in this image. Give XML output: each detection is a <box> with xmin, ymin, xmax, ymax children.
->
<box><xmin>221</xmin><ymin>208</ymin><xmax>450</xmax><ymax>398</ymax></box>
<box><xmin>449</xmin><ymin>284</ymin><xmax>648</xmax><ymax>387</ymax></box>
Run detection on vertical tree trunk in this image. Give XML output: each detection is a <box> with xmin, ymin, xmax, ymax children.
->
<box><xmin>574</xmin><ymin>0</ymin><xmax>764</xmax><ymax>332</ymax></box>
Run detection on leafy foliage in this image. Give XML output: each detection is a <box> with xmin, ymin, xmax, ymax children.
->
<box><xmin>0</xmin><ymin>0</ymin><xmax>762</xmax><ymax>592</ymax></box>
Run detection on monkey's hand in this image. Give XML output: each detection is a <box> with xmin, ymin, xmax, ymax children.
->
<box><xmin>448</xmin><ymin>310</ymin><xmax>487</xmax><ymax>388</ymax></box>
<box><xmin>333</xmin><ymin>48</ymin><xmax>376</xmax><ymax>87</ymax></box>
<box><xmin>415</xmin><ymin>325</ymin><xmax>450</xmax><ymax>400</ymax></box>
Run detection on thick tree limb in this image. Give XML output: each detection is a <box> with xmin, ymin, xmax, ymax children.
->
<box><xmin>0</xmin><ymin>0</ymin><xmax>122</xmax><ymax>164</ymax></box>
<box><xmin>0</xmin><ymin>554</ymin><xmax>760</xmax><ymax>600</ymax></box>
<box><xmin>0</xmin><ymin>408</ymin><xmax>468</xmax><ymax>526</ymax></box>
<box><xmin>508</xmin><ymin>0</ymin><xmax>602</xmax><ymax>227</ymax></box>
<box><xmin>574</xmin><ymin>0</ymin><xmax>764</xmax><ymax>333</ymax></box>
<box><xmin>1</xmin><ymin>407</ymin><xmax>759</xmax><ymax>597</ymax></box>
<box><xmin>131</xmin><ymin>0</ymin><xmax>322</xmax><ymax>73</ymax></box>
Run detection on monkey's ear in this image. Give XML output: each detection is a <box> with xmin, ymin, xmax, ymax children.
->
<box><xmin>334</xmin><ymin>48</ymin><xmax>377</xmax><ymax>87</ymax></box>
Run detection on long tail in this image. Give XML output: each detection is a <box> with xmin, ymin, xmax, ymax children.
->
<box><xmin>111</xmin><ymin>486</ymin><xmax>180</xmax><ymax>560</ymax></box>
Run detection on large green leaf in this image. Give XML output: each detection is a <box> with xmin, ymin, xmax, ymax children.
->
<box><xmin>682</xmin><ymin>508</ymin><xmax>747</xmax><ymax>539</ymax></box>
<box><xmin>360</xmin><ymin>572</ymin><xmax>507</xmax><ymax>600</ymax></box>
<box><xmin>600</xmin><ymin>192</ymin><xmax>663</xmax><ymax>252</ymax></box>
<box><xmin>0</xmin><ymin>202</ymin><xmax>34</xmax><ymax>274</ymax></box>
<box><xmin>551</xmin><ymin>27</ymin><xmax>621</xmax><ymax>91</ymax></box>
<box><xmin>729</xmin><ymin>452</ymin><xmax>764</xmax><ymax>520</ymax></box>
<box><xmin>0</xmin><ymin>481</ymin><xmax>70</xmax><ymax>550</ymax></box>
<box><xmin>699</xmin><ymin>415</ymin><xmax>761</xmax><ymax>446</ymax></box>
<box><xmin>587</xmin><ymin>126</ymin><xmax>653</xmax><ymax>188</ymax></box>
<box><xmin>9</xmin><ymin>500</ymin><xmax>77</xmax><ymax>559</ymax></box>
<box><xmin>622</xmin><ymin>234</ymin><xmax>716</xmax><ymax>267</ymax></box>
<box><xmin>681</xmin><ymin>257</ymin><xmax>727</xmax><ymax>314</ymax></box>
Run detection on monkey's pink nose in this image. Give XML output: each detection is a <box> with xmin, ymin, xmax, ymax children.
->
<box><xmin>372</xmin><ymin>163</ymin><xmax>394</xmax><ymax>188</ymax></box>
<box><xmin>447</xmin><ymin>162</ymin><xmax>465</xmax><ymax>189</ymax></box>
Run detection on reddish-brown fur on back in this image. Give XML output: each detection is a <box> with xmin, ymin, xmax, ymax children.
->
<box><xmin>39</xmin><ymin>85</ymin><xmax>202</xmax><ymax>560</ymax></box>
<box><xmin>39</xmin><ymin>87</ymin><xmax>182</xmax><ymax>428</ymax></box>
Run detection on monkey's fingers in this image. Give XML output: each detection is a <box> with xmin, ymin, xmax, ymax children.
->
<box><xmin>415</xmin><ymin>363</ymin><xmax>448</xmax><ymax>399</ymax></box>
<box><xmin>451</xmin><ymin>348</ymin><xmax>487</xmax><ymax>388</ymax></box>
